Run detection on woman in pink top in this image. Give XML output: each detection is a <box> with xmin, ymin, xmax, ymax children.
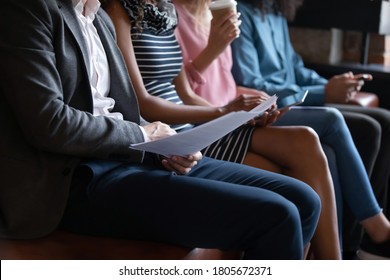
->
<box><xmin>174</xmin><ymin>2</ymin><xmax>236</xmax><ymax>106</ymax></box>
<box><xmin>174</xmin><ymin>0</ymin><xmax>264</xmax><ymax>106</ymax></box>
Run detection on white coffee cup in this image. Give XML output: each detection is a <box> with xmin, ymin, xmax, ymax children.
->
<box><xmin>209</xmin><ymin>0</ymin><xmax>237</xmax><ymax>20</ymax></box>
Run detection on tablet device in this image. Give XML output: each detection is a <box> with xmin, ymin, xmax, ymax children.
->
<box><xmin>276</xmin><ymin>90</ymin><xmax>309</xmax><ymax>111</ymax></box>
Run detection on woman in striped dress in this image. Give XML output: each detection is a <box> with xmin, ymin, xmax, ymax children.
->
<box><xmin>102</xmin><ymin>0</ymin><xmax>341</xmax><ymax>259</ymax></box>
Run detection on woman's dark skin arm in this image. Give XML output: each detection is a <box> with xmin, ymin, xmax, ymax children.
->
<box><xmin>104</xmin><ymin>0</ymin><xmax>230</xmax><ymax>124</ymax></box>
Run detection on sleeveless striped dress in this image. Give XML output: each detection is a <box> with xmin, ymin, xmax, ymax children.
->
<box><xmin>120</xmin><ymin>0</ymin><xmax>255</xmax><ymax>163</ymax></box>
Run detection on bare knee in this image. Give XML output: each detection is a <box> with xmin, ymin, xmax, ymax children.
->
<box><xmin>289</xmin><ymin>126</ymin><xmax>327</xmax><ymax>163</ymax></box>
<box><xmin>290</xmin><ymin>126</ymin><xmax>320</xmax><ymax>148</ymax></box>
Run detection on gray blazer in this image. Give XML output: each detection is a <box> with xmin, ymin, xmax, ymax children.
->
<box><xmin>0</xmin><ymin>0</ymin><xmax>147</xmax><ymax>238</ymax></box>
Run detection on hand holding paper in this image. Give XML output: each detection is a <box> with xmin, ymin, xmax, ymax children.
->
<box><xmin>130</xmin><ymin>95</ymin><xmax>277</xmax><ymax>157</ymax></box>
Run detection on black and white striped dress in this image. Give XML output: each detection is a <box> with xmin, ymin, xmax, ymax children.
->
<box><xmin>121</xmin><ymin>0</ymin><xmax>255</xmax><ymax>163</ymax></box>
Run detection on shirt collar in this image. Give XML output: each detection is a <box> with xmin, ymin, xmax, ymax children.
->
<box><xmin>73</xmin><ymin>0</ymin><xmax>101</xmax><ymax>20</ymax></box>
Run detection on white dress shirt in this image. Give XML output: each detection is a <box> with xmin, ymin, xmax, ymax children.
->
<box><xmin>73</xmin><ymin>0</ymin><xmax>123</xmax><ymax>119</ymax></box>
<box><xmin>73</xmin><ymin>0</ymin><xmax>148</xmax><ymax>140</ymax></box>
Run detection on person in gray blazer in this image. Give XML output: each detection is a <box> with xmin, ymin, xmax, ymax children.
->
<box><xmin>0</xmin><ymin>0</ymin><xmax>321</xmax><ymax>259</ymax></box>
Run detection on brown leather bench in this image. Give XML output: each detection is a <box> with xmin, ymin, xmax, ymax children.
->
<box><xmin>0</xmin><ymin>230</ymin><xmax>239</xmax><ymax>260</ymax></box>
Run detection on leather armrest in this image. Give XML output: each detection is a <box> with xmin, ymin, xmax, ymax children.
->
<box><xmin>347</xmin><ymin>92</ymin><xmax>379</xmax><ymax>108</ymax></box>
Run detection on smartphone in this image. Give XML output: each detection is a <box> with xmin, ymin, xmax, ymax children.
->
<box><xmin>274</xmin><ymin>90</ymin><xmax>309</xmax><ymax>111</ymax></box>
<box><xmin>356</xmin><ymin>74</ymin><xmax>372</xmax><ymax>81</ymax></box>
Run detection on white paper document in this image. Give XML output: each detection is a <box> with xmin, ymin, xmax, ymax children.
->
<box><xmin>130</xmin><ymin>95</ymin><xmax>277</xmax><ymax>157</ymax></box>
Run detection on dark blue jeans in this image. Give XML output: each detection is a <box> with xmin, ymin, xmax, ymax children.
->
<box><xmin>275</xmin><ymin>106</ymin><xmax>384</xmax><ymax>255</ymax></box>
<box><xmin>275</xmin><ymin>107</ymin><xmax>381</xmax><ymax>223</ymax></box>
<box><xmin>333</xmin><ymin>104</ymin><xmax>390</xmax><ymax>216</ymax></box>
<box><xmin>60</xmin><ymin>156</ymin><xmax>320</xmax><ymax>260</ymax></box>
<box><xmin>333</xmin><ymin>104</ymin><xmax>390</xmax><ymax>255</ymax></box>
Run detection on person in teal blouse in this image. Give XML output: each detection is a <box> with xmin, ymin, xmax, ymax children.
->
<box><xmin>231</xmin><ymin>0</ymin><xmax>390</xmax><ymax>259</ymax></box>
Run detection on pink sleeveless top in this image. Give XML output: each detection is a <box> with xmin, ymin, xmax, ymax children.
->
<box><xmin>174</xmin><ymin>2</ymin><xmax>237</xmax><ymax>106</ymax></box>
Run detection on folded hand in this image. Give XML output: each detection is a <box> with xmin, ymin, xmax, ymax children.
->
<box><xmin>161</xmin><ymin>152</ymin><xmax>203</xmax><ymax>175</ymax></box>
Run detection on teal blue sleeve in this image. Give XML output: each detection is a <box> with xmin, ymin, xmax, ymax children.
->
<box><xmin>231</xmin><ymin>2</ymin><xmax>328</xmax><ymax>106</ymax></box>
